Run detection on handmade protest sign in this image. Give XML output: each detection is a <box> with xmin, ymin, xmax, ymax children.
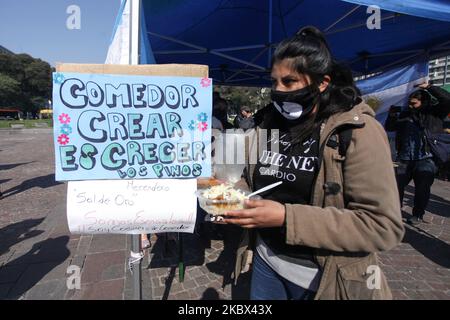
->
<box><xmin>52</xmin><ymin>71</ymin><xmax>212</xmax><ymax>181</ymax></box>
<box><xmin>67</xmin><ymin>179</ymin><xmax>197</xmax><ymax>234</ymax></box>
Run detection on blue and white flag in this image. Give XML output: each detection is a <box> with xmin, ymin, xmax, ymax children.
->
<box><xmin>105</xmin><ymin>0</ymin><xmax>155</xmax><ymax>65</ymax></box>
<box><xmin>357</xmin><ymin>62</ymin><xmax>429</xmax><ymax>160</ymax></box>
<box><xmin>357</xmin><ymin>62</ymin><xmax>429</xmax><ymax>125</ymax></box>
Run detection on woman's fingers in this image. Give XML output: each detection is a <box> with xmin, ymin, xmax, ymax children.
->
<box><xmin>224</xmin><ymin>209</ymin><xmax>254</xmax><ymax>218</ymax></box>
<box><xmin>224</xmin><ymin>218</ymin><xmax>254</xmax><ymax>226</ymax></box>
<box><xmin>244</xmin><ymin>199</ymin><xmax>266</xmax><ymax>208</ymax></box>
<box><xmin>224</xmin><ymin>209</ymin><xmax>259</xmax><ymax>227</ymax></box>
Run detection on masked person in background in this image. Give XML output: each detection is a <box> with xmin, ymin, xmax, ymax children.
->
<box><xmin>224</xmin><ymin>26</ymin><xmax>404</xmax><ymax>300</ymax></box>
<box><xmin>385</xmin><ymin>84</ymin><xmax>450</xmax><ymax>225</ymax></box>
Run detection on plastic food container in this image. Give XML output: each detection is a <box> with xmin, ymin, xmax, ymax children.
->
<box><xmin>196</xmin><ymin>189</ymin><xmax>249</xmax><ymax>217</ymax></box>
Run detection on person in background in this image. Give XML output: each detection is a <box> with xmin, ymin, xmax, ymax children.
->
<box><xmin>233</xmin><ymin>105</ymin><xmax>255</xmax><ymax>130</ymax></box>
<box><xmin>253</xmin><ymin>104</ymin><xmax>271</xmax><ymax>128</ymax></box>
<box><xmin>141</xmin><ymin>233</ymin><xmax>151</xmax><ymax>249</ymax></box>
<box><xmin>213</xmin><ymin>98</ymin><xmax>234</xmax><ymax>130</ymax></box>
<box><xmin>385</xmin><ymin>83</ymin><xmax>450</xmax><ymax>225</ymax></box>
<box><xmin>211</xmin><ymin>115</ymin><xmax>224</xmax><ymax>131</ymax></box>
<box><xmin>440</xmin><ymin>116</ymin><xmax>450</xmax><ymax>181</ymax></box>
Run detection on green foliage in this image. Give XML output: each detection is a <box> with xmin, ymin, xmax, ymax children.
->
<box><xmin>0</xmin><ymin>53</ymin><xmax>52</xmax><ymax>114</ymax></box>
<box><xmin>0</xmin><ymin>73</ymin><xmax>20</xmax><ymax>106</ymax></box>
<box><xmin>215</xmin><ymin>86</ymin><xmax>271</xmax><ymax>115</ymax></box>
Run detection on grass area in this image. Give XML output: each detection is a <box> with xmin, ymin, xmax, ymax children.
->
<box><xmin>0</xmin><ymin>119</ymin><xmax>53</xmax><ymax>129</ymax></box>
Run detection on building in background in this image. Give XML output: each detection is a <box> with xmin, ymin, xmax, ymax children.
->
<box><xmin>429</xmin><ymin>55</ymin><xmax>450</xmax><ymax>131</ymax></box>
<box><xmin>429</xmin><ymin>55</ymin><xmax>450</xmax><ymax>87</ymax></box>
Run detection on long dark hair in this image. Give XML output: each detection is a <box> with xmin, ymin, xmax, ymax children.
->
<box><xmin>262</xmin><ymin>26</ymin><xmax>361</xmax><ymax>144</ymax></box>
<box><xmin>409</xmin><ymin>89</ymin><xmax>432</xmax><ymax>111</ymax></box>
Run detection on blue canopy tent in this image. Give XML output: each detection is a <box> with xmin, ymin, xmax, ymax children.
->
<box><xmin>131</xmin><ymin>0</ymin><xmax>450</xmax><ymax>87</ymax></box>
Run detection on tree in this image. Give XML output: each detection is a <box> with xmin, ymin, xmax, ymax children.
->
<box><xmin>215</xmin><ymin>86</ymin><xmax>271</xmax><ymax>116</ymax></box>
<box><xmin>0</xmin><ymin>73</ymin><xmax>20</xmax><ymax>106</ymax></box>
<box><xmin>0</xmin><ymin>53</ymin><xmax>52</xmax><ymax>114</ymax></box>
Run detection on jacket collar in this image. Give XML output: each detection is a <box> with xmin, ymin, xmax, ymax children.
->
<box><xmin>320</xmin><ymin>101</ymin><xmax>375</xmax><ymax>145</ymax></box>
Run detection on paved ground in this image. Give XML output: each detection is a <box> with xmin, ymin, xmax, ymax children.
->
<box><xmin>0</xmin><ymin>128</ymin><xmax>449</xmax><ymax>300</ymax></box>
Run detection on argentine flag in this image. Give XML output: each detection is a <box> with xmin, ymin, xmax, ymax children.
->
<box><xmin>105</xmin><ymin>0</ymin><xmax>155</xmax><ymax>65</ymax></box>
<box><xmin>357</xmin><ymin>62</ymin><xmax>429</xmax><ymax>125</ymax></box>
<box><xmin>356</xmin><ymin>62</ymin><xmax>429</xmax><ymax>160</ymax></box>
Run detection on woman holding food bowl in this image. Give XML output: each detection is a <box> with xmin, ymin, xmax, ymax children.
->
<box><xmin>223</xmin><ymin>26</ymin><xmax>404</xmax><ymax>300</ymax></box>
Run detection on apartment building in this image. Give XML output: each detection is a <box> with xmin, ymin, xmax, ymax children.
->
<box><xmin>429</xmin><ymin>55</ymin><xmax>450</xmax><ymax>87</ymax></box>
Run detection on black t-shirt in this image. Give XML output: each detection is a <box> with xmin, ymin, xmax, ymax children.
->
<box><xmin>253</xmin><ymin>126</ymin><xmax>320</xmax><ymax>265</ymax></box>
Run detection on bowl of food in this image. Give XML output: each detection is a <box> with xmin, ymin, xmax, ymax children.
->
<box><xmin>196</xmin><ymin>184</ymin><xmax>250</xmax><ymax>222</ymax></box>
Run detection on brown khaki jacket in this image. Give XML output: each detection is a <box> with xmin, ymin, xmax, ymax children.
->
<box><xmin>233</xmin><ymin>102</ymin><xmax>405</xmax><ymax>300</ymax></box>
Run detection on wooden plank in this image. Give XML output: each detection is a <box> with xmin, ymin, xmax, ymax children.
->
<box><xmin>55</xmin><ymin>63</ymin><xmax>208</xmax><ymax>78</ymax></box>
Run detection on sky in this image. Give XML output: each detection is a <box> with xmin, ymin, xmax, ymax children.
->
<box><xmin>0</xmin><ymin>0</ymin><xmax>121</xmax><ymax>66</ymax></box>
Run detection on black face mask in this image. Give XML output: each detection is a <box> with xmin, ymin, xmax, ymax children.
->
<box><xmin>271</xmin><ymin>85</ymin><xmax>320</xmax><ymax>120</ymax></box>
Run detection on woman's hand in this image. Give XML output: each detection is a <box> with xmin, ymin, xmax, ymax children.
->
<box><xmin>224</xmin><ymin>199</ymin><xmax>286</xmax><ymax>229</ymax></box>
<box><xmin>416</xmin><ymin>82</ymin><xmax>430</xmax><ymax>89</ymax></box>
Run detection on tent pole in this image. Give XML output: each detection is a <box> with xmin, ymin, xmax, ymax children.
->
<box><xmin>325</xmin><ymin>14</ymin><xmax>397</xmax><ymax>35</ymax></box>
<box><xmin>130</xmin><ymin>0</ymin><xmax>141</xmax><ymax>65</ymax></box>
<box><xmin>148</xmin><ymin>31</ymin><xmax>266</xmax><ymax>71</ymax></box>
<box><xmin>324</xmin><ymin>5</ymin><xmax>360</xmax><ymax>32</ymax></box>
<box><xmin>213</xmin><ymin>44</ymin><xmax>267</xmax><ymax>52</ymax></box>
<box><xmin>362</xmin><ymin>49</ymin><xmax>423</xmax><ymax>58</ymax></box>
<box><xmin>153</xmin><ymin>50</ymin><xmax>205</xmax><ymax>55</ymax></box>
<box><xmin>370</xmin><ymin>51</ymin><xmax>424</xmax><ymax>75</ymax></box>
<box><xmin>129</xmin><ymin>0</ymin><xmax>143</xmax><ymax>301</ymax></box>
<box><xmin>267</xmin><ymin>0</ymin><xmax>273</xmax><ymax>68</ymax></box>
<box><xmin>226</xmin><ymin>47</ymin><xmax>269</xmax><ymax>82</ymax></box>
<box><xmin>210</xmin><ymin>51</ymin><xmax>266</xmax><ymax>71</ymax></box>
<box><xmin>434</xmin><ymin>39</ymin><xmax>450</xmax><ymax>49</ymax></box>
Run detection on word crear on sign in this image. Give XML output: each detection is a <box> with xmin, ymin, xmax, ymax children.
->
<box><xmin>52</xmin><ymin>72</ymin><xmax>213</xmax><ymax>181</ymax></box>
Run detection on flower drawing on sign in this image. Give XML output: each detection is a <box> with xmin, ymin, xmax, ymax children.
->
<box><xmin>197</xmin><ymin>112</ymin><xmax>208</xmax><ymax>122</ymax></box>
<box><xmin>198</xmin><ymin>122</ymin><xmax>208</xmax><ymax>132</ymax></box>
<box><xmin>57</xmin><ymin>134</ymin><xmax>70</xmax><ymax>146</ymax></box>
<box><xmin>54</xmin><ymin>73</ymin><xmax>65</xmax><ymax>85</ymax></box>
<box><xmin>58</xmin><ymin>113</ymin><xmax>71</xmax><ymax>124</ymax></box>
<box><xmin>188</xmin><ymin>120</ymin><xmax>197</xmax><ymax>131</ymax></box>
<box><xmin>60</xmin><ymin>124</ymin><xmax>72</xmax><ymax>135</ymax></box>
<box><xmin>200</xmin><ymin>77</ymin><xmax>211</xmax><ymax>88</ymax></box>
